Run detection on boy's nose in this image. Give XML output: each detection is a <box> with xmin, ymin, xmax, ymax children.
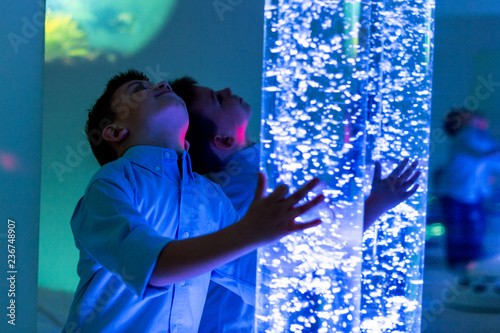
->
<box><xmin>155</xmin><ymin>81</ymin><xmax>172</xmax><ymax>91</ymax></box>
<box><xmin>221</xmin><ymin>87</ymin><xmax>232</xmax><ymax>96</ymax></box>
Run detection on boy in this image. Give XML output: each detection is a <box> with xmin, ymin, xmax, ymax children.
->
<box><xmin>63</xmin><ymin>70</ymin><xmax>324</xmax><ymax>332</ymax></box>
<box><xmin>439</xmin><ymin>108</ymin><xmax>500</xmax><ymax>269</ymax></box>
<box><xmin>171</xmin><ymin>76</ymin><xmax>421</xmax><ymax>332</ymax></box>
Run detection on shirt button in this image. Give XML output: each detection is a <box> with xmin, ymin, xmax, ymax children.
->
<box><xmin>182</xmin><ymin>232</ymin><xmax>189</xmax><ymax>238</ymax></box>
<box><xmin>180</xmin><ymin>281</ymin><xmax>187</xmax><ymax>287</ymax></box>
<box><xmin>154</xmin><ymin>166</ymin><xmax>160</xmax><ymax>172</ymax></box>
<box><xmin>163</xmin><ymin>151</ymin><xmax>171</xmax><ymax>158</ymax></box>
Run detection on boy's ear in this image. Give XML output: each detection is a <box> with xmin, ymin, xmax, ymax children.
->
<box><xmin>212</xmin><ymin>135</ymin><xmax>235</xmax><ymax>150</ymax></box>
<box><xmin>102</xmin><ymin>124</ymin><xmax>128</xmax><ymax>143</ymax></box>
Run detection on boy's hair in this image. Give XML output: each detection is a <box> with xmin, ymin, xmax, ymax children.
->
<box><xmin>443</xmin><ymin>107</ymin><xmax>479</xmax><ymax>136</ymax></box>
<box><xmin>86</xmin><ymin>69</ymin><xmax>150</xmax><ymax>166</ymax></box>
<box><xmin>171</xmin><ymin>76</ymin><xmax>221</xmax><ymax>174</ymax></box>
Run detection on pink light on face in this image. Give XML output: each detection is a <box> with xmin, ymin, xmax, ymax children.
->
<box><xmin>0</xmin><ymin>152</ymin><xmax>18</xmax><ymax>172</ymax></box>
<box><xmin>234</xmin><ymin>125</ymin><xmax>248</xmax><ymax>146</ymax></box>
<box><xmin>470</xmin><ymin>116</ymin><xmax>489</xmax><ymax>131</ymax></box>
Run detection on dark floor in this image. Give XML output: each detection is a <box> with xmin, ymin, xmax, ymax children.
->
<box><xmin>421</xmin><ymin>232</ymin><xmax>500</xmax><ymax>333</ymax></box>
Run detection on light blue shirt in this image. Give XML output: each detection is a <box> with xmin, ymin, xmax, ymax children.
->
<box><xmin>63</xmin><ymin>145</ymin><xmax>255</xmax><ymax>333</ymax></box>
<box><xmin>199</xmin><ymin>144</ymin><xmax>260</xmax><ymax>333</ymax></box>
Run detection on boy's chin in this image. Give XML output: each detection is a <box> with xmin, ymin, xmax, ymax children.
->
<box><xmin>172</xmin><ymin>95</ymin><xmax>187</xmax><ymax>110</ymax></box>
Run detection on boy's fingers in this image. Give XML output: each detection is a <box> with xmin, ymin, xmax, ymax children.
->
<box><xmin>373</xmin><ymin>161</ymin><xmax>382</xmax><ymax>180</ymax></box>
<box><xmin>403</xmin><ymin>184</ymin><xmax>419</xmax><ymax>199</ymax></box>
<box><xmin>290</xmin><ymin>219</ymin><xmax>322</xmax><ymax>232</ymax></box>
<box><xmin>253</xmin><ymin>172</ymin><xmax>267</xmax><ymax>201</ymax></box>
<box><xmin>403</xmin><ymin>170</ymin><xmax>421</xmax><ymax>188</ymax></box>
<box><xmin>400</xmin><ymin>160</ymin><xmax>418</xmax><ymax>180</ymax></box>
<box><xmin>268</xmin><ymin>184</ymin><xmax>290</xmax><ymax>200</ymax></box>
<box><xmin>286</xmin><ymin>178</ymin><xmax>321</xmax><ymax>206</ymax></box>
<box><xmin>292</xmin><ymin>194</ymin><xmax>325</xmax><ymax>216</ymax></box>
<box><xmin>389</xmin><ymin>158</ymin><xmax>410</xmax><ymax>178</ymax></box>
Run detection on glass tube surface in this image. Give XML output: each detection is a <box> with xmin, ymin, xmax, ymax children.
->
<box><xmin>360</xmin><ymin>1</ymin><xmax>434</xmax><ymax>332</ymax></box>
<box><xmin>257</xmin><ymin>1</ymin><xmax>371</xmax><ymax>332</ymax></box>
<box><xmin>258</xmin><ymin>1</ymin><xmax>434</xmax><ymax>332</ymax></box>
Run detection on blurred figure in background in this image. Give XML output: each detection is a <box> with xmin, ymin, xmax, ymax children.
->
<box><xmin>438</xmin><ymin>107</ymin><xmax>500</xmax><ymax>270</ymax></box>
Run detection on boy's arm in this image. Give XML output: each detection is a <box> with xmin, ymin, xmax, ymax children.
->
<box><xmin>363</xmin><ymin>158</ymin><xmax>420</xmax><ymax>230</ymax></box>
<box><xmin>149</xmin><ymin>173</ymin><xmax>324</xmax><ymax>287</ymax></box>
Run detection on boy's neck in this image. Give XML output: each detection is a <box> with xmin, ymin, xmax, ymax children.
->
<box><xmin>216</xmin><ymin>139</ymin><xmax>254</xmax><ymax>161</ymax></box>
<box><xmin>144</xmin><ymin>128</ymin><xmax>187</xmax><ymax>152</ymax></box>
<box><xmin>116</xmin><ymin>138</ymin><xmax>187</xmax><ymax>160</ymax></box>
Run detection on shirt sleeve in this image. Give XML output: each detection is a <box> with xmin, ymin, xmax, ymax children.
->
<box><xmin>72</xmin><ymin>177</ymin><xmax>173</xmax><ymax>298</ymax></box>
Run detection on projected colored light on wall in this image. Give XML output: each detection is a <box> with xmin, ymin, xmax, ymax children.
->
<box><xmin>0</xmin><ymin>152</ymin><xmax>18</xmax><ymax>172</ymax></box>
<box><xmin>45</xmin><ymin>0</ymin><xmax>178</xmax><ymax>62</ymax></box>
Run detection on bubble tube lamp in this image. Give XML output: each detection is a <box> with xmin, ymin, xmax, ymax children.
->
<box><xmin>257</xmin><ymin>0</ymin><xmax>434</xmax><ymax>332</ymax></box>
<box><xmin>360</xmin><ymin>0</ymin><xmax>434</xmax><ymax>332</ymax></box>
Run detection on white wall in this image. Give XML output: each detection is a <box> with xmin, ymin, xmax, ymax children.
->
<box><xmin>39</xmin><ymin>0</ymin><xmax>265</xmax><ymax>292</ymax></box>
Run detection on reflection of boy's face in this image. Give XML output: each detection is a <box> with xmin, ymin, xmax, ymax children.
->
<box><xmin>111</xmin><ymin>80</ymin><xmax>189</xmax><ymax>139</ymax></box>
<box><xmin>189</xmin><ymin>86</ymin><xmax>252</xmax><ymax>144</ymax></box>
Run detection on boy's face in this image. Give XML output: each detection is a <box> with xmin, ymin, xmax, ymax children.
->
<box><xmin>189</xmin><ymin>86</ymin><xmax>252</xmax><ymax>144</ymax></box>
<box><xmin>111</xmin><ymin>80</ymin><xmax>189</xmax><ymax>139</ymax></box>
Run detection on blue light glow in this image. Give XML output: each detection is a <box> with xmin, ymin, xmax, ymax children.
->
<box><xmin>258</xmin><ymin>1</ymin><xmax>371</xmax><ymax>331</ymax></box>
<box><xmin>361</xmin><ymin>0</ymin><xmax>434</xmax><ymax>331</ymax></box>
<box><xmin>258</xmin><ymin>0</ymin><xmax>434</xmax><ymax>332</ymax></box>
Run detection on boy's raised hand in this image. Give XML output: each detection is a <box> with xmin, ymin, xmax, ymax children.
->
<box><xmin>151</xmin><ymin>174</ymin><xmax>323</xmax><ymax>287</ymax></box>
<box><xmin>240</xmin><ymin>172</ymin><xmax>324</xmax><ymax>245</ymax></box>
<box><xmin>364</xmin><ymin>158</ymin><xmax>421</xmax><ymax>229</ymax></box>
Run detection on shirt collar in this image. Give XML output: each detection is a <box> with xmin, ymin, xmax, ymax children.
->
<box><xmin>183</xmin><ymin>150</ymin><xmax>195</xmax><ymax>180</ymax></box>
<box><xmin>121</xmin><ymin>145</ymin><xmax>194</xmax><ymax>180</ymax></box>
<box><xmin>219</xmin><ymin>143</ymin><xmax>260</xmax><ymax>169</ymax></box>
